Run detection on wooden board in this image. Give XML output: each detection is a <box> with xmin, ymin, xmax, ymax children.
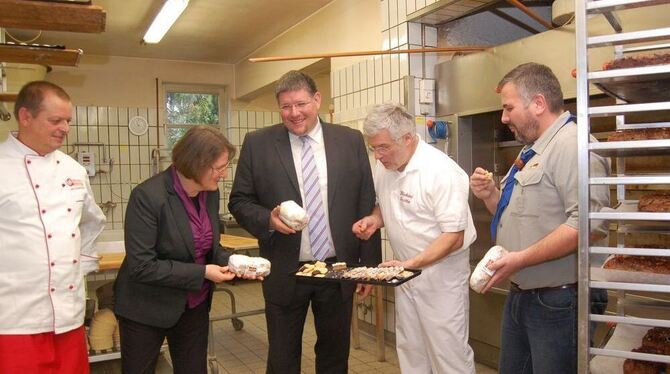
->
<box><xmin>0</xmin><ymin>93</ymin><xmax>17</xmax><ymax>102</ymax></box>
<box><xmin>0</xmin><ymin>44</ymin><xmax>82</xmax><ymax>66</ymax></box>
<box><xmin>0</xmin><ymin>0</ymin><xmax>106</xmax><ymax>33</ymax></box>
<box><xmin>220</xmin><ymin>234</ymin><xmax>259</xmax><ymax>251</ymax></box>
<box><xmin>98</xmin><ymin>252</ymin><xmax>125</xmax><ymax>271</ymax></box>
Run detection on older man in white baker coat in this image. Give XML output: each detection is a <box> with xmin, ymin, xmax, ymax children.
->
<box><xmin>0</xmin><ymin>81</ymin><xmax>105</xmax><ymax>373</ymax></box>
<box><xmin>353</xmin><ymin>103</ymin><xmax>477</xmax><ymax>373</ymax></box>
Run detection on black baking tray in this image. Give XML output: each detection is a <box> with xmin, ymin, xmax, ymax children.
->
<box><xmin>292</xmin><ymin>262</ymin><xmax>421</xmax><ymax>287</ymax></box>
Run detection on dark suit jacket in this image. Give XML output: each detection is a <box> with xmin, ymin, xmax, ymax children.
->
<box><xmin>114</xmin><ymin>169</ymin><xmax>230</xmax><ymax>328</ymax></box>
<box><xmin>228</xmin><ymin>121</ymin><xmax>381</xmax><ymax>305</ymax></box>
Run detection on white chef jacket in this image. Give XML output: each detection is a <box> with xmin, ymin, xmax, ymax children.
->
<box><xmin>0</xmin><ymin>134</ymin><xmax>106</xmax><ymax>334</ymax></box>
<box><xmin>374</xmin><ymin>138</ymin><xmax>476</xmax><ymax>373</ymax></box>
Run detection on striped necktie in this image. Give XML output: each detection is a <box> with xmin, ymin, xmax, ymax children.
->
<box><xmin>490</xmin><ymin>147</ymin><xmax>536</xmax><ymax>240</ymax></box>
<box><xmin>300</xmin><ymin>136</ymin><xmax>331</xmax><ymax>261</ymax></box>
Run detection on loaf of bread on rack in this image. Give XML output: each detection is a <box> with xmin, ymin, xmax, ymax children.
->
<box><xmin>603</xmin><ymin>255</ymin><xmax>670</xmax><ymax>274</ymax></box>
<box><xmin>638</xmin><ymin>193</ymin><xmax>670</xmax><ymax>213</ymax></box>
<box><xmin>623</xmin><ymin>345</ymin><xmax>669</xmax><ymax>374</ymax></box>
<box><xmin>607</xmin><ymin>127</ymin><xmax>670</xmax><ymax>142</ymax></box>
<box><xmin>642</xmin><ymin>327</ymin><xmax>670</xmax><ymax>355</ymax></box>
<box><xmin>603</xmin><ymin>53</ymin><xmax>670</xmax><ymax>70</ymax></box>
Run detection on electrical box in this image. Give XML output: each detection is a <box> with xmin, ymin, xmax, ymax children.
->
<box><xmin>78</xmin><ymin>151</ymin><xmax>96</xmax><ymax>177</ymax></box>
<box><xmin>419</xmin><ymin>79</ymin><xmax>435</xmax><ymax>104</ymax></box>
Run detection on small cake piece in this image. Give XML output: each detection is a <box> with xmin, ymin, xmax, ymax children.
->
<box><xmin>314</xmin><ymin>261</ymin><xmax>327</xmax><ymax>269</ymax></box>
<box><xmin>332</xmin><ymin>262</ymin><xmax>347</xmax><ymax>271</ymax></box>
<box><xmin>484</xmin><ymin>170</ymin><xmax>493</xmax><ymax>180</ymax></box>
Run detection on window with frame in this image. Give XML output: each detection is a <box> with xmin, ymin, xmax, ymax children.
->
<box><xmin>164</xmin><ymin>84</ymin><xmax>225</xmax><ymax>149</ymax></box>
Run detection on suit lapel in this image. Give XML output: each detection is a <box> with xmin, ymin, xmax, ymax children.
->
<box><xmin>274</xmin><ymin>127</ymin><xmax>301</xmax><ymax>196</ymax></box>
<box><xmin>163</xmin><ymin>171</ymin><xmax>196</xmax><ymax>260</ymax></box>
<box><xmin>322</xmin><ymin>122</ymin><xmax>340</xmax><ymax>208</ymax></box>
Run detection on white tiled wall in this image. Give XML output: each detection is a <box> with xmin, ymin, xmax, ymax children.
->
<box><xmin>70</xmin><ymin>107</ymin><xmax>280</xmax><ymax>232</ymax></box>
<box><xmin>66</xmin><ymin>106</ymin><xmax>159</xmax><ymax>231</ymax></box>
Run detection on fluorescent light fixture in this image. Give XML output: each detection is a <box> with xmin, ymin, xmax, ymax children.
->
<box><xmin>142</xmin><ymin>0</ymin><xmax>189</xmax><ymax>44</ymax></box>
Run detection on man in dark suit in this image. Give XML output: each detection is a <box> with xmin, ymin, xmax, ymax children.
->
<box><xmin>229</xmin><ymin>71</ymin><xmax>381</xmax><ymax>374</ymax></box>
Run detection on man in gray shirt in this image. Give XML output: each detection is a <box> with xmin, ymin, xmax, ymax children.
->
<box><xmin>470</xmin><ymin>63</ymin><xmax>610</xmax><ymax>374</ymax></box>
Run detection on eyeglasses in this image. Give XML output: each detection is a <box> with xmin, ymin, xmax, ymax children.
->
<box><xmin>367</xmin><ymin>144</ymin><xmax>393</xmax><ymax>154</ymax></box>
<box><xmin>279</xmin><ymin>100</ymin><xmax>312</xmax><ymax>113</ymax></box>
<box><xmin>211</xmin><ymin>160</ymin><xmax>230</xmax><ymax>175</ymax></box>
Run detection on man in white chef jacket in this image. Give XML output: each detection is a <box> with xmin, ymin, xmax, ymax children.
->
<box><xmin>353</xmin><ymin>103</ymin><xmax>477</xmax><ymax>373</ymax></box>
<box><xmin>0</xmin><ymin>81</ymin><xmax>105</xmax><ymax>373</ymax></box>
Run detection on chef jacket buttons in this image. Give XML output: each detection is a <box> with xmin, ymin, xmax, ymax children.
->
<box><xmin>67</xmin><ymin>208</ymin><xmax>72</xmax><ymax>212</ymax></box>
<box><xmin>41</xmin><ymin>209</ymin><xmax>46</xmax><ymax>214</ymax></box>
<box><xmin>71</xmin><ymin>233</ymin><xmax>75</xmax><ymax>238</ymax></box>
<box><xmin>68</xmin><ymin>285</ymin><xmax>74</xmax><ymax>290</ymax></box>
<box><xmin>50</xmin><ymin>288</ymin><xmax>55</xmax><ymax>292</ymax></box>
<box><xmin>35</xmin><ymin>184</ymin><xmax>40</xmax><ymax>188</ymax></box>
<box><xmin>56</xmin><ymin>160</ymin><xmax>60</xmax><ymax>164</ymax></box>
<box><xmin>62</xmin><ymin>183</ymin><xmax>66</xmax><ymax>187</ymax></box>
<box><xmin>73</xmin><ymin>259</ymin><xmax>78</xmax><ymax>264</ymax></box>
<box><xmin>50</xmin><ymin>262</ymin><xmax>55</xmax><ymax>267</ymax></box>
<box><xmin>26</xmin><ymin>160</ymin><xmax>31</xmax><ymax>165</ymax></box>
<box><xmin>47</xmin><ymin>234</ymin><xmax>52</xmax><ymax>239</ymax></box>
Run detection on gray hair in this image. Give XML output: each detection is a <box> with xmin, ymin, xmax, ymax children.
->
<box><xmin>497</xmin><ymin>62</ymin><xmax>564</xmax><ymax>114</ymax></box>
<box><xmin>363</xmin><ymin>103</ymin><xmax>415</xmax><ymax>141</ymax></box>
<box><xmin>275</xmin><ymin>70</ymin><xmax>318</xmax><ymax>100</ymax></box>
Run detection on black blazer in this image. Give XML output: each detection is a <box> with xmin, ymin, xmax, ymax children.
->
<box><xmin>114</xmin><ymin>169</ymin><xmax>230</xmax><ymax>328</ymax></box>
<box><xmin>228</xmin><ymin>121</ymin><xmax>381</xmax><ymax>305</ymax></box>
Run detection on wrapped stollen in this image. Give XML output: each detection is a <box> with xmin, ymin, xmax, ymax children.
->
<box><xmin>88</xmin><ymin>308</ymin><xmax>118</xmax><ymax>351</ymax></box>
<box><xmin>470</xmin><ymin>246</ymin><xmax>508</xmax><ymax>293</ymax></box>
<box><xmin>228</xmin><ymin>254</ymin><xmax>271</xmax><ymax>278</ymax></box>
<box><xmin>279</xmin><ymin>200</ymin><xmax>309</xmax><ymax>230</ymax></box>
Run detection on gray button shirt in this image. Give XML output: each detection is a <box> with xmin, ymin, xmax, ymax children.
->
<box><xmin>496</xmin><ymin>111</ymin><xmax>610</xmax><ymax>289</ymax></box>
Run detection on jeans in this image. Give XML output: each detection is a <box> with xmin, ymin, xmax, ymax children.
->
<box><xmin>499</xmin><ymin>287</ymin><xmax>577</xmax><ymax>374</ymax></box>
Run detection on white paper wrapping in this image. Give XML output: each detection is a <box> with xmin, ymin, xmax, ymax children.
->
<box><xmin>228</xmin><ymin>254</ymin><xmax>271</xmax><ymax>278</ymax></box>
<box><xmin>470</xmin><ymin>245</ymin><xmax>507</xmax><ymax>293</ymax></box>
<box><xmin>279</xmin><ymin>200</ymin><xmax>309</xmax><ymax>230</ymax></box>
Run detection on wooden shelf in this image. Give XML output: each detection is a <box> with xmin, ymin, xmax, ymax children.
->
<box><xmin>0</xmin><ymin>0</ymin><xmax>106</xmax><ymax>33</ymax></box>
<box><xmin>0</xmin><ymin>44</ymin><xmax>82</xmax><ymax>66</ymax></box>
<box><xmin>0</xmin><ymin>93</ymin><xmax>17</xmax><ymax>102</ymax></box>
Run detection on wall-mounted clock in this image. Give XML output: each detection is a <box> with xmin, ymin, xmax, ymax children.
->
<box><xmin>128</xmin><ymin>116</ymin><xmax>149</xmax><ymax>136</ymax></box>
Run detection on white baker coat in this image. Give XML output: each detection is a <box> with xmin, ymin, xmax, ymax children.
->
<box><xmin>374</xmin><ymin>139</ymin><xmax>476</xmax><ymax>373</ymax></box>
<box><xmin>0</xmin><ymin>134</ymin><xmax>105</xmax><ymax>334</ymax></box>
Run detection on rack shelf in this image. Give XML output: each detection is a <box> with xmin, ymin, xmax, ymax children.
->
<box><xmin>0</xmin><ymin>44</ymin><xmax>82</xmax><ymax>66</ymax></box>
<box><xmin>0</xmin><ymin>0</ymin><xmax>106</xmax><ymax>33</ymax></box>
<box><xmin>588</xmin><ymin>26</ymin><xmax>670</xmax><ymax>47</ymax></box>
<box><xmin>587</xmin><ymin>0</ymin><xmax>670</xmax><ymax>13</ymax></box>
<box><xmin>589</xmin><ymin>139</ymin><xmax>670</xmax><ymax>157</ymax></box>
<box><xmin>0</xmin><ymin>93</ymin><xmax>17</xmax><ymax>102</ymax></box>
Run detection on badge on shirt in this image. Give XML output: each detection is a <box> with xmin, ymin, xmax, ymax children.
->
<box><xmin>66</xmin><ymin>178</ymin><xmax>85</xmax><ymax>189</ymax></box>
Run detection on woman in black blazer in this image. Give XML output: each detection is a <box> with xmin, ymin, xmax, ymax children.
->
<box><xmin>114</xmin><ymin>126</ymin><xmax>237</xmax><ymax>374</ymax></box>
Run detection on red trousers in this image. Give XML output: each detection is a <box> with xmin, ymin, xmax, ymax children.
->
<box><xmin>0</xmin><ymin>326</ymin><xmax>89</xmax><ymax>374</ymax></box>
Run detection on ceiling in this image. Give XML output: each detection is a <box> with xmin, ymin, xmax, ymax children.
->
<box><xmin>6</xmin><ymin>0</ymin><xmax>335</xmax><ymax>64</ymax></box>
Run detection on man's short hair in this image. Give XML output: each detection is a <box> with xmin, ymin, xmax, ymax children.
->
<box><xmin>497</xmin><ymin>63</ymin><xmax>564</xmax><ymax>114</ymax></box>
<box><xmin>14</xmin><ymin>81</ymin><xmax>71</xmax><ymax>119</ymax></box>
<box><xmin>363</xmin><ymin>103</ymin><xmax>415</xmax><ymax>141</ymax></box>
<box><xmin>275</xmin><ymin>70</ymin><xmax>318</xmax><ymax>100</ymax></box>
<box><xmin>171</xmin><ymin>125</ymin><xmax>236</xmax><ymax>181</ymax></box>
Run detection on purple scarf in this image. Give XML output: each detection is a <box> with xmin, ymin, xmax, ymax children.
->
<box><xmin>171</xmin><ymin>165</ymin><xmax>213</xmax><ymax>309</ymax></box>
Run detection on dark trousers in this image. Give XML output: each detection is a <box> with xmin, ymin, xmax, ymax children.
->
<box><xmin>117</xmin><ymin>302</ymin><xmax>209</xmax><ymax>374</ymax></box>
<box><xmin>265</xmin><ymin>280</ymin><xmax>353</xmax><ymax>374</ymax></box>
<box><xmin>499</xmin><ymin>287</ymin><xmax>578</xmax><ymax>374</ymax></box>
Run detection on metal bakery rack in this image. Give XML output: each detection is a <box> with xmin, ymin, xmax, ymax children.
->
<box><xmin>575</xmin><ymin>0</ymin><xmax>670</xmax><ymax>372</ymax></box>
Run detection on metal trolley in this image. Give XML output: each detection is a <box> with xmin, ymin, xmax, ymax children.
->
<box><xmin>575</xmin><ymin>1</ymin><xmax>670</xmax><ymax>372</ymax></box>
